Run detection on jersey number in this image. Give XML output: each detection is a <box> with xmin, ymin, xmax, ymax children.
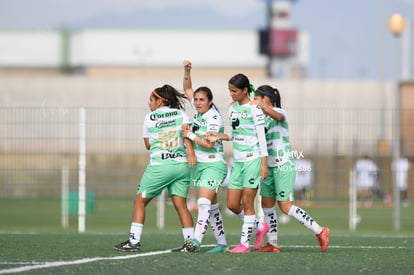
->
<box><xmin>158</xmin><ymin>130</ymin><xmax>179</xmax><ymax>149</ymax></box>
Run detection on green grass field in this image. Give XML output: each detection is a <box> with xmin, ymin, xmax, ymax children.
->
<box><xmin>1</xmin><ymin>197</ymin><xmax>413</xmax><ymax>274</ymax></box>
<box><xmin>1</xmin><ymin>233</ymin><xmax>413</xmax><ymax>274</ymax></box>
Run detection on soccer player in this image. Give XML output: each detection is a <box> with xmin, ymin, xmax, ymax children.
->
<box><xmin>294</xmin><ymin>157</ymin><xmax>313</xmax><ymax>200</ymax></box>
<box><xmin>207</xmin><ymin>73</ymin><xmax>270</xmax><ymax>253</ymax></box>
<box><xmin>177</xmin><ymin>60</ymin><xmax>229</xmax><ymax>253</ymax></box>
<box><xmin>112</xmin><ymin>84</ymin><xmax>195</xmax><ymax>252</ymax></box>
<box><xmin>391</xmin><ymin>156</ymin><xmax>410</xmax><ymax>206</ymax></box>
<box><xmin>253</xmin><ymin>84</ymin><xmax>329</xmax><ymax>253</ymax></box>
<box><xmin>354</xmin><ymin>155</ymin><xmax>379</xmax><ymax>207</ymax></box>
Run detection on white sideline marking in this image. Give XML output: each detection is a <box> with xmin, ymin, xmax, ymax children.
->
<box><xmin>0</xmin><ymin>244</ymin><xmax>411</xmax><ymax>274</ymax></box>
<box><xmin>0</xmin><ymin>249</ymin><xmax>172</xmax><ymax>274</ymax></box>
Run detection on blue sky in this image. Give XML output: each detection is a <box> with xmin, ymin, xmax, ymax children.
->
<box><xmin>0</xmin><ymin>0</ymin><xmax>413</xmax><ymax>80</ymax></box>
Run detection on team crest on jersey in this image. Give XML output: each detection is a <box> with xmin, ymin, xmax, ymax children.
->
<box><xmin>192</xmin><ymin>123</ymin><xmax>200</xmax><ymax>132</ymax></box>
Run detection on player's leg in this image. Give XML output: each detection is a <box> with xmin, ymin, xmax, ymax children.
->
<box><xmin>259</xmin><ymin>200</ymin><xmax>279</xmax><ymax>251</ymax></box>
<box><xmin>186</xmin><ymin>162</ymin><xmax>228</xmax><ymax>252</ymax></box>
<box><xmin>207</xmin><ymin>193</ymin><xmax>228</xmax><ymax>252</ymax></box>
<box><xmin>276</xmin><ymin>163</ymin><xmax>329</xmax><ymax>252</ymax></box>
<box><xmin>226</xmin><ymin>161</ymin><xmax>243</xmax><ymax>216</ymax></box>
<box><xmin>169</xmin><ymin>162</ymin><xmax>194</xmax><ymax>243</ymax></box>
<box><xmin>113</xmin><ymin>165</ymin><xmax>163</xmax><ymax>252</ymax></box>
<box><xmin>257</xmin><ymin>169</ymin><xmax>279</xmax><ymax>252</ymax></box>
<box><xmin>171</xmin><ymin>195</ymin><xmax>194</xmax><ymax>239</ymax></box>
<box><xmin>229</xmin><ymin>158</ymin><xmax>266</xmax><ymax>253</ymax></box>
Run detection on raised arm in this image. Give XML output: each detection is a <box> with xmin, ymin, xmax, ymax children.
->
<box><xmin>183</xmin><ymin>60</ymin><xmax>194</xmax><ymax>101</ymax></box>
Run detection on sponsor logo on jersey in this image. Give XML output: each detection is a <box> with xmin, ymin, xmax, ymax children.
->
<box><xmin>150</xmin><ymin>111</ymin><xmax>179</xmax><ymax>120</ymax></box>
<box><xmin>161</xmin><ymin>152</ymin><xmax>184</xmax><ymax>159</ymax></box>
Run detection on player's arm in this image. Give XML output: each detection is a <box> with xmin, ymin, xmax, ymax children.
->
<box><xmin>183</xmin><ymin>60</ymin><xmax>194</xmax><ymax>101</ymax></box>
<box><xmin>261</xmin><ymin>104</ymin><xmax>285</xmax><ymax>121</ymax></box>
<box><xmin>205</xmin><ymin>132</ymin><xmax>231</xmax><ymax>143</ymax></box>
<box><xmin>184</xmin><ymin>136</ymin><xmax>196</xmax><ymax>167</ymax></box>
<box><xmin>251</xmin><ymin>103</ymin><xmax>268</xmax><ymax>179</ymax></box>
<box><xmin>183</xmin><ymin>127</ymin><xmax>215</xmax><ymax>150</ymax></box>
<box><xmin>142</xmin><ymin>118</ymin><xmax>150</xmax><ymax>150</ymax></box>
<box><xmin>182</xmin><ymin>124</ymin><xmax>196</xmax><ymax>167</ymax></box>
<box><xmin>256</xmin><ymin>123</ymin><xmax>268</xmax><ymax>180</ymax></box>
<box><xmin>144</xmin><ymin>137</ymin><xmax>150</xmax><ymax>150</ymax></box>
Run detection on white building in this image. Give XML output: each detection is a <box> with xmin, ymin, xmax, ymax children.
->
<box><xmin>0</xmin><ymin>28</ymin><xmax>309</xmax><ymax>77</ymax></box>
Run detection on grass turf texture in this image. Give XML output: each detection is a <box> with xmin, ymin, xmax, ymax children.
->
<box><xmin>0</xmin><ymin>233</ymin><xmax>413</xmax><ymax>274</ymax></box>
<box><xmin>1</xmin><ymin>197</ymin><xmax>413</xmax><ymax>234</ymax></box>
<box><xmin>1</xmin><ymin>197</ymin><xmax>413</xmax><ymax>274</ymax></box>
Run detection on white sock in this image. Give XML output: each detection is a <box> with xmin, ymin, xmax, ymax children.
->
<box><xmin>240</xmin><ymin>214</ymin><xmax>255</xmax><ymax>247</ymax></box>
<box><xmin>288</xmin><ymin>205</ymin><xmax>323</xmax><ymax>234</ymax></box>
<box><xmin>263</xmin><ymin>207</ymin><xmax>278</xmax><ymax>247</ymax></box>
<box><xmin>210</xmin><ymin>203</ymin><xmax>227</xmax><ymax>246</ymax></box>
<box><xmin>193</xmin><ymin>198</ymin><xmax>211</xmax><ymax>243</ymax></box>
<box><xmin>129</xmin><ymin>222</ymin><xmax>143</xmax><ymax>244</ymax></box>
<box><xmin>182</xmin><ymin>227</ymin><xmax>194</xmax><ymax>240</ymax></box>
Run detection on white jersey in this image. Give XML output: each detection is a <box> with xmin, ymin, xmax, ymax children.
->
<box><xmin>191</xmin><ymin>106</ymin><xmax>225</xmax><ymax>163</ymax></box>
<box><xmin>295</xmin><ymin>158</ymin><xmax>313</xmax><ymax>189</ymax></box>
<box><xmin>392</xmin><ymin>157</ymin><xmax>410</xmax><ymax>190</ymax></box>
<box><xmin>228</xmin><ymin>102</ymin><xmax>265</xmax><ymax>162</ymax></box>
<box><xmin>354</xmin><ymin>158</ymin><xmax>378</xmax><ymax>189</ymax></box>
<box><xmin>143</xmin><ymin>106</ymin><xmax>189</xmax><ymax>165</ymax></box>
<box><xmin>264</xmin><ymin>107</ymin><xmax>295</xmax><ymax>167</ymax></box>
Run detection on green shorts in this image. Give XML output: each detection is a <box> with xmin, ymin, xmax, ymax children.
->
<box><xmin>228</xmin><ymin>157</ymin><xmax>263</xmax><ymax>190</ymax></box>
<box><xmin>191</xmin><ymin>161</ymin><xmax>228</xmax><ymax>191</ymax></box>
<box><xmin>260</xmin><ymin>163</ymin><xmax>296</xmax><ymax>201</ymax></box>
<box><xmin>137</xmin><ymin>163</ymin><xmax>191</xmax><ymax>199</ymax></box>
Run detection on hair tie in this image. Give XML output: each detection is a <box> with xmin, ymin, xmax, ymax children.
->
<box><xmin>152</xmin><ymin>90</ymin><xmax>168</xmax><ymax>101</ymax></box>
<box><xmin>249</xmin><ymin>84</ymin><xmax>258</xmax><ymax>96</ymax></box>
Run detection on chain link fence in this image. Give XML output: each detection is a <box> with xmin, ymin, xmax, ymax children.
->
<box><xmin>1</xmin><ymin>106</ymin><xmax>413</xmax><ymax>201</ymax></box>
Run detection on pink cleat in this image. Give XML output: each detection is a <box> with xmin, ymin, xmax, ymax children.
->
<box><xmin>228</xmin><ymin>243</ymin><xmax>250</xmax><ymax>253</ymax></box>
<box><xmin>254</xmin><ymin>222</ymin><xmax>270</xmax><ymax>250</ymax></box>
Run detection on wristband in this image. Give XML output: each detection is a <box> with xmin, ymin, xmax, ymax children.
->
<box><xmin>186</xmin><ymin>132</ymin><xmax>196</xmax><ymax>141</ymax></box>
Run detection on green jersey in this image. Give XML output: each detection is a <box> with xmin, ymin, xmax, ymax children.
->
<box><xmin>191</xmin><ymin>107</ymin><xmax>225</xmax><ymax>163</ymax></box>
<box><xmin>228</xmin><ymin>102</ymin><xmax>265</xmax><ymax>162</ymax></box>
<box><xmin>143</xmin><ymin>106</ymin><xmax>189</xmax><ymax>165</ymax></box>
<box><xmin>265</xmin><ymin>107</ymin><xmax>295</xmax><ymax>167</ymax></box>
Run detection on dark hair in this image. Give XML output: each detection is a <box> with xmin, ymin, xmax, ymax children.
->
<box><xmin>153</xmin><ymin>84</ymin><xmax>188</xmax><ymax>110</ymax></box>
<box><xmin>228</xmin><ymin>73</ymin><xmax>255</xmax><ymax>96</ymax></box>
<box><xmin>256</xmin><ymin>85</ymin><xmax>281</xmax><ymax>108</ymax></box>
<box><xmin>194</xmin><ymin>86</ymin><xmax>218</xmax><ymax>111</ymax></box>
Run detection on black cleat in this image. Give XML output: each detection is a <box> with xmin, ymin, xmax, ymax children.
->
<box><xmin>171</xmin><ymin>244</ymin><xmax>187</xmax><ymax>252</ymax></box>
<box><xmin>171</xmin><ymin>239</ymin><xmax>200</xmax><ymax>252</ymax></box>
<box><xmin>112</xmin><ymin>240</ymin><xmax>140</xmax><ymax>252</ymax></box>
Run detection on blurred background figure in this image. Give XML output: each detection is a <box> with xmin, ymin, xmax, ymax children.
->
<box><xmin>294</xmin><ymin>156</ymin><xmax>313</xmax><ymax>201</ymax></box>
<box><xmin>392</xmin><ymin>156</ymin><xmax>411</xmax><ymax>207</ymax></box>
<box><xmin>354</xmin><ymin>156</ymin><xmax>379</xmax><ymax>208</ymax></box>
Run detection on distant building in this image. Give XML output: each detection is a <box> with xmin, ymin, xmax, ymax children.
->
<box><xmin>0</xmin><ymin>28</ymin><xmax>309</xmax><ymax>78</ymax></box>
